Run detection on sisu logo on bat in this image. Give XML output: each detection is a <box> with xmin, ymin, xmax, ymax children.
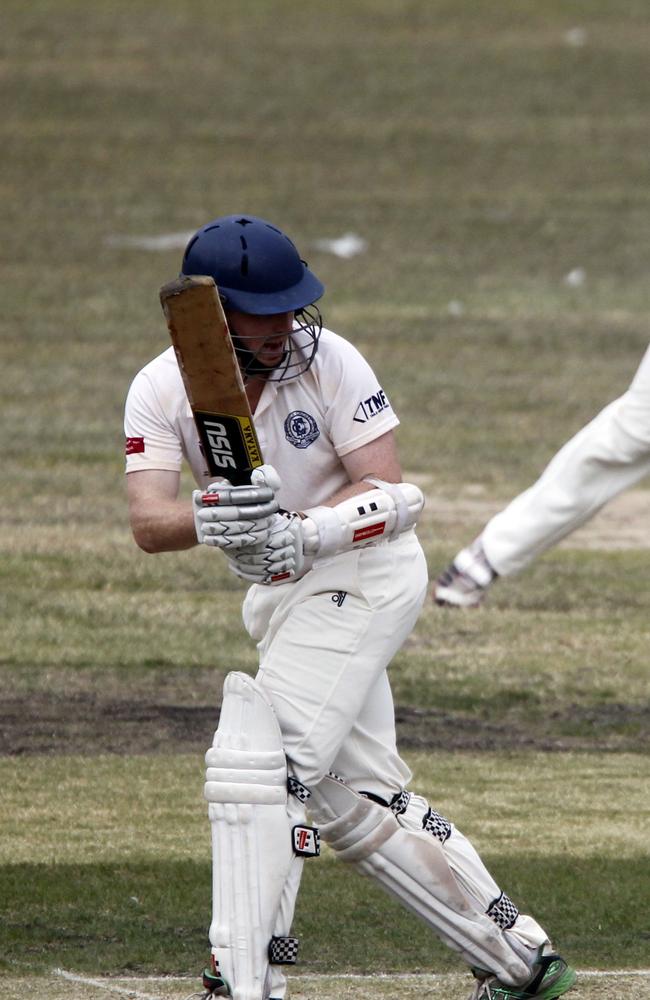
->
<box><xmin>202</xmin><ymin>418</ymin><xmax>237</xmax><ymax>470</ymax></box>
<box><xmin>195</xmin><ymin>411</ymin><xmax>262</xmax><ymax>478</ymax></box>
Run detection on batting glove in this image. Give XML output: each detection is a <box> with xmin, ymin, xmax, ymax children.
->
<box><xmin>433</xmin><ymin>538</ymin><xmax>497</xmax><ymax>607</ymax></box>
<box><xmin>192</xmin><ymin>464</ymin><xmax>281</xmax><ymax>550</ymax></box>
<box><xmin>225</xmin><ymin>512</ymin><xmax>309</xmax><ymax>585</ymax></box>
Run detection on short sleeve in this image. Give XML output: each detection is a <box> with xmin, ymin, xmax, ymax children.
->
<box><xmin>320</xmin><ymin>334</ymin><xmax>399</xmax><ymax>457</ymax></box>
<box><xmin>124</xmin><ymin>369</ymin><xmax>184</xmax><ymax>473</ymax></box>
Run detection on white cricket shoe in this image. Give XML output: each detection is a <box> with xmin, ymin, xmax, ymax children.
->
<box><xmin>434</xmin><ymin>538</ymin><xmax>497</xmax><ymax>607</ymax></box>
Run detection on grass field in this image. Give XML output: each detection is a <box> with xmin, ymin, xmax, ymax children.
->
<box><xmin>1</xmin><ymin>2</ymin><xmax>649</xmax><ymax>998</ymax></box>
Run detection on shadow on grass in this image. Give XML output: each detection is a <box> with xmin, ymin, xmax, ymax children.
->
<box><xmin>1</xmin><ymin>856</ymin><xmax>647</xmax><ymax>976</ymax></box>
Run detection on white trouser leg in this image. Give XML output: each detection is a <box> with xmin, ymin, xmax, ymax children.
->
<box><xmin>231</xmin><ymin>535</ymin><xmax>427</xmax><ymax>993</ymax></box>
<box><xmin>483</xmin><ymin>347</ymin><xmax>650</xmax><ymax>576</ymax></box>
<box><xmin>254</xmin><ymin>534</ymin><xmax>428</xmax><ymax>792</ymax></box>
<box><xmin>309</xmin><ymin>777</ymin><xmax>547</xmax><ymax>986</ymax></box>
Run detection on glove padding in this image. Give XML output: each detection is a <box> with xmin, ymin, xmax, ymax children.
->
<box><xmin>193</xmin><ymin>465</ymin><xmax>281</xmax><ymax>550</ymax></box>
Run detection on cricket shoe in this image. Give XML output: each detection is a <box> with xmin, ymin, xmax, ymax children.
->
<box><xmin>434</xmin><ymin>538</ymin><xmax>497</xmax><ymax>608</ymax></box>
<box><xmin>469</xmin><ymin>953</ymin><xmax>577</xmax><ymax>1000</ymax></box>
<box><xmin>198</xmin><ymin>957</ymin><xmax>283</xmax><ymax>1000</ymax></box>
<box><xmin>200</xmin><ymin>955</ymin><xmax>230</xmax><ymax>998</ymax></box>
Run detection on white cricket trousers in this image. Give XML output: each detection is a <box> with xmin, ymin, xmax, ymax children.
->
<box><xmin>242</xmin><ymin>529</ymin><xmax>428</xmax><ymax>797</ymax></box>
<box><xmin>238</xmin><ymin>530</ymin><xmax>548</xmax><ymax>999</ymax></box>
<box><xmin>483</xmin><ymin>343</ymin><xmax>650</xmax><ymax>576</ymax></box>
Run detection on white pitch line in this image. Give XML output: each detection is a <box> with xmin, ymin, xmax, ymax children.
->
<box><xmin>293</xmin><ymin>969</ymin><xmax>650</xmax><ymax>980</ymax></box>
<box><xmin>54</xmin><ymin>967</ymin><xmax>167</xmax><ymax>1000</ymax></box>
<box><xmin>53</xmin><ymin>966</ymin><xmax>650</xmax><ymax>998</ymax></box>
<box><xmin>579</xmin><ymin>970</ymin><xmax>650</xmax><ymax>977</ymax></box>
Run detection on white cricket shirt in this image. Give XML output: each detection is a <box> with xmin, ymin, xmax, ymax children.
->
<box><xmin>124</xmin><ymin>328</ymin><xmax>399</xmax><ymax>511</ymax></box>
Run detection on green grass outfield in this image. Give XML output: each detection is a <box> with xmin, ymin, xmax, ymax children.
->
<box><xmin>1</xmin><ymin>751</ymin><xmax>649</xmax><ymax>975</ymax></box>
<box><xmin>1</xmin><ymin>0</ymin><xmax>649</xmax><ymax>993</ymax></box>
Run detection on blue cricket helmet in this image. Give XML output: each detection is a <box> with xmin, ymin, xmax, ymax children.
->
<box><xmin>181</xmin><ymin>214</ymin><xmax>324</xmax><ymax>315</ymax></box>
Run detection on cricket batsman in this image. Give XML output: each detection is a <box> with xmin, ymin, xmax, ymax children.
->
<box><xmin>124</xmin><ymin>215</ymin><xmax>576</xmax><ymax>1000</ymax></box>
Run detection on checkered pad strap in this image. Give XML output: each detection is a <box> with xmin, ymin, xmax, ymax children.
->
<box><xmin>389</xmin><ymin>789</ymin><xmax>411</xmax><ymax>816</ymax></box>
<box><xmin>268</xmin><ymin>935</ymin><xmax>299</xmax><ymax>965</ymax></box>
<box><xmin>487</xmin><ymin>891</ymin><xmax>519</xmax><ymax>930</ymax></box>
<box><xmin>287</xmin><ymin>775</ymin><xmax>311</xmax><ymax>803</ymax></box>
<box><xmin>422</xmin><ymin>806</ymin><xmax>452</xmax><ymax>843</ymax></box>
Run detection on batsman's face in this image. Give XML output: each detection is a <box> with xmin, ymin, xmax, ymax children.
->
<box><xmin>228</xmin><ymin>310</ymin><xmax>294</xmax><ymax>368</ymax></box>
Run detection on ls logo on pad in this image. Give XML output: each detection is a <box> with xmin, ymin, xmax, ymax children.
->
<box><xmin>284</xmin><ymin>410</ymin><xmax>320</xmax><ymax>449</ymax></box>
<box><xmin>353</xmin><ymin>387</ymin><xmax>390</xmax><ymax>423</ymax></box>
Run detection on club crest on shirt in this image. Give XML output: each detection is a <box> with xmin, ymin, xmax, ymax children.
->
<box><xmin>284</xmin><ymin>410</ymin><xmax>320</xmax><ymax>449</ymax></box>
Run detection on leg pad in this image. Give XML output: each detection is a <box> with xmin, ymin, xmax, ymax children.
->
<box><xmin>309</xmin><ymin>777</ymin><xmax>535</xmax><ymax>984</ymax></box>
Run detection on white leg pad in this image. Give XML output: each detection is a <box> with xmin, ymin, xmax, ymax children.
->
<box><xmin>204</xmin><ymin>671</ymin><xmax>295</xmax><ymax>1000</ymax></box>
<box><xmin>309</xmin><ymin>777</ymin><xmax>534</xmax><ymax>984</ymax></box>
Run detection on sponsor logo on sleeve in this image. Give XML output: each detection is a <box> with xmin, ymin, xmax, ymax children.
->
<box><xmin>284</xmin><ymin>410</ymin><xmax>320</xmax><ymax>449</ymax></box>
<box><xmin>125</xmin><ymin>436</ymin><xmax>145</xmax><ymax>454</ymax></box>
<box><xmin>353</xmin><ymin>388</ymin><xmax>390</xmax><ymax>423</ymax></box>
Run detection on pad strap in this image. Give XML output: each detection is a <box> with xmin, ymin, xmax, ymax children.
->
<box><xmin>287</xmin><ymin>775</ymin><xmax>311</xmax><ymax>802</ymax></box>
<box><xmin>268</xmin><ymin>936</ymin><xmax>299</xmax><ymax>965</ymax></box>
<box><xmin>364</xmin><ymin>477</ymin><xmax>411</xmax><ymax>538</ymax></box>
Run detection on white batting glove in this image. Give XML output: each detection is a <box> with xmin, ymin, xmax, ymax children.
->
<box><xmin>433</xmin><ymin>537</ymin><xmax>497</xmax><ymax>607</ymax></box>
<box><xmin>226</xmin><ymin>513</ymin><xmax>309</xmax><ymax>585</ymax></box>
<box><xmin>192</xmin><ymin>464</ymin><xmax>282</xmax><ymax>550</ymax></box>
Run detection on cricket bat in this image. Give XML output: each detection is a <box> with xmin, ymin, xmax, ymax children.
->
<box><xmin>159</xmin><ymin>275</ymin><xmax>263</xmax><ymax>486</ymax></box>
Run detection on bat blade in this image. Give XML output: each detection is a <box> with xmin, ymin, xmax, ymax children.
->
<box><xmin>159</xmin><ymin>275</ymin><xmax>263</xmax><ymax>485</ymax></box>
